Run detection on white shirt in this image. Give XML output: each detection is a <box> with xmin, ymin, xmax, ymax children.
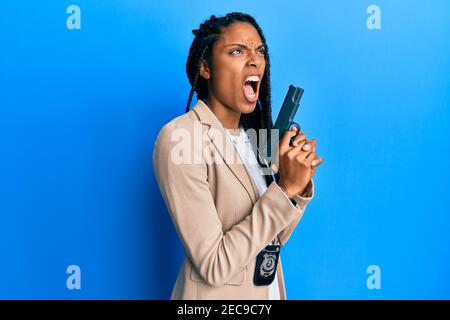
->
<box><xmin>224</xmin><ymin>126</ymin><xmax>281</xmax><ymax>300</ymax></box>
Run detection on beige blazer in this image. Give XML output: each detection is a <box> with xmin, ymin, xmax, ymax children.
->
<box><xmin>152</xmin><ymin>99</ymin><xmax>314</xmax><ymax>300</ymax></box>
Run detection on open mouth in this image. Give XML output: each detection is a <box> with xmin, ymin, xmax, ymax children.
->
<box><xmin>243</xmin><ymin>75</ymin><xmax>260</xmax><ymax>103</ymax></box>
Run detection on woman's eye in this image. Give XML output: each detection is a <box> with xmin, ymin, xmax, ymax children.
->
<box><xmin>230</xmin><ymin>48</ymin><xmax>265</xmax><ymax>55</ymax></box>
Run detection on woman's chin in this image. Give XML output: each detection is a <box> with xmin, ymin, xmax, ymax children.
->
<box><xmin>239</xmin><ymin>100</ymin><xmax>258</xmax><ymax>114</ymax></box>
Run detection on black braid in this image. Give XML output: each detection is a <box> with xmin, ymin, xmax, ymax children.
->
<box><xmin>185</xmin><ymin>12</ymin><xmax>273</xmax><ymax>133</ymax></box>
<box><xmin>186</xmin><ymin>45</ymin><xmax>208</xmax><ymax>113</ymax></box>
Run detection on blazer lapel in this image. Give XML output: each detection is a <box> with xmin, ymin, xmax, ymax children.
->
<box><xmin>192</xmin><ymin>99</ymin><xmax>258</xmax><ymax>204</ymax></box>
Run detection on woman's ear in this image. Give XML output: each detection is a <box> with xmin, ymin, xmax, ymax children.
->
<box><xmin>199</xmin><ymin>59</ymin><xmax>211</xmax><ymax>80</ymax></box>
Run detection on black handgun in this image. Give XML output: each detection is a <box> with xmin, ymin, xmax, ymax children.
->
<box><xmin>273</xmin><ymin>85</ymin><xmax>304</xmax><ymax>143</ymax></box>
<box><xmin>265</xmin><ymin>85</ymin><xmax>304</xmax><ymax>159</ymax></box>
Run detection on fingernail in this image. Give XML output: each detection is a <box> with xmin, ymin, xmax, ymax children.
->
<box><xmin>312</xmin><ymin>160</ymin><xmax>317</xmax><ymax>166</ymax></box>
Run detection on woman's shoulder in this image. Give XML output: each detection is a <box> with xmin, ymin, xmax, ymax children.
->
<box><xmin>155</xmin><ymin>108</ymin><xmax>200</xmax><ymax>143</ymax></box>
<box><xmin>152</xmin><ymin>105</ymin><xmax>207</xmax><ymax>167</ymax></box>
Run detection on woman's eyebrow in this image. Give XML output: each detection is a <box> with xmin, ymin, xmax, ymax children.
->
<box><xmin>224</xmin><ymin>43</ymin><xmax>264</xmax><ymax>50</ymax></box>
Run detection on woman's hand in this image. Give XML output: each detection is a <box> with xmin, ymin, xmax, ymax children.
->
<box><xmin>277</xmin><ymin>127</ymin><xmax>323</xmax><ymax>197</ymax></box>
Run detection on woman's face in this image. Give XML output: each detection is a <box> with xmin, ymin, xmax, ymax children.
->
<box><xmin>200</xmin><ymin>22</ymin><xmax>266</xmax><ymax>115</ymax></box>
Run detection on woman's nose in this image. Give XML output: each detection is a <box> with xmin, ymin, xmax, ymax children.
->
<box><xmin>247</xmin><ymin>53</ymin><xmax>262</xmax><ymax>67</ymax></box>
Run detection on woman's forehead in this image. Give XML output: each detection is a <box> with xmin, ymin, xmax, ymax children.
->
<box><xmin>217</xmin><ymin>22</ymin><xmax>263</xmax><ymax>48</ymax></box>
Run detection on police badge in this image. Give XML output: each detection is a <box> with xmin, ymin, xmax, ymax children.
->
<box><xmin>253</xmin><ymin>244</ymin><xmax>281</xmax><ymax>286</ymax></box>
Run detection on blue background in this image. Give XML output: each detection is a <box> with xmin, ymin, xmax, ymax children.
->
<box><xmin>1</xmin><ymin>0</ymin><xmax>449</xmax><ymax>299</ymax></box>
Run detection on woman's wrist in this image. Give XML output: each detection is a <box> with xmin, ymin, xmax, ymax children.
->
<box><xmin>278</xmin><ymin>183</ymin><xmax>291</xmax><ymax>198</ymax></box>
<box><xmin>277</xmin><ymin>179</ymin><xmax>295</xmax><ymax>198</ymax></box>
<box><xmin>277</xmin><ymin>180</ymin><xmax>308</xmax><ymax>197</ymax></box>
<box><xmin>276</xmin><ymin>182</ymin><xmax>300</xmax><ymax>208</ymax></box>
<box><xmin>277</xmin><ymin>182</ymin><xmax>294</xmax><ymax>198</ymax></box>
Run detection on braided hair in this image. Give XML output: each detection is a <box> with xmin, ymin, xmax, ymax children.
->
<box><xmin>185</xmin><ymin>12</ymin><xmax>273</xmax><ymax>134</ymax></box>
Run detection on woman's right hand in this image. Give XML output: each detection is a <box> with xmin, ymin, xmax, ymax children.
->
<box><xmin>276</xmin><ymin>127</ymin><xmax>322</xmax><ymax>197</ymax></box>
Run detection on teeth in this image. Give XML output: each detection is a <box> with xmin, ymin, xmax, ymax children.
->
<box><xmin>245</xmin><ymin>75</ymin><xmax>260</xmax><ymax>82</ymax></box>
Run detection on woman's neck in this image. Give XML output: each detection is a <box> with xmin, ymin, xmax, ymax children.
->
<box><xmin>206</xmin><ymin>96</ymin><xmax>241</xmax><ymax>130</ymax></box>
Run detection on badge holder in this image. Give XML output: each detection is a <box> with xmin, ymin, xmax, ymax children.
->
<box><xmin>253</xmin><ymin>244</ymin><xmax>281</xmax><ymax>286</ymax></box>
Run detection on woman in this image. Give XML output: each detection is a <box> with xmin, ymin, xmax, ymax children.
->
<box><xmin>153</xmin><ymin>12</ymin><xmax>323</xmax><ymax>300</ymax></box>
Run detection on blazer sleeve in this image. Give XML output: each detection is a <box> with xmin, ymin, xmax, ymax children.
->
<box><xmin>152</xmin><ymin>123</ymin><xmax>313</xmax><ymax>287</ymax></box>
<box><xmin>277</xmin><ymin>178</ymin><xmax>314</xmax><ymax>246</ymax></box>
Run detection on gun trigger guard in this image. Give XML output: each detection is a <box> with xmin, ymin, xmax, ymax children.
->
<box><xmin>288</xmin><ymin>122</ymin><xmax>301</xmax><ymax>146</ymax></box>
<box><xmin>288</xmin><ymin>122</ymin><xmax>301</xmax><ymax>132</ymax></box>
